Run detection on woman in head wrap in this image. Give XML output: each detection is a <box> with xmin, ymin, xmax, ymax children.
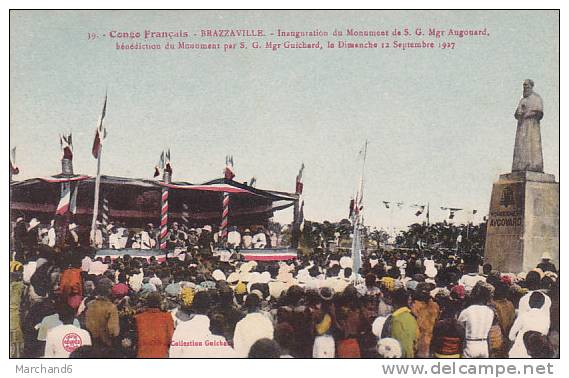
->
<box><xmin>312</xmin><ymin>287</ymin><xmax>336</xmax><ymax>358</ymax></box>
<box><xmin>411</xmin><ymin>282</ymin><xmax>439</xmax><ymax>358</ymax></box>
<box><xmin>333</xmin><ymin>285</ymin><xmax>370</xmax><ymax>358</ymax></box>
<box><xmin>134</xmin><ymin>292</ymin><xmax>174</xmax><ymax>358</ymax></box>
<box><xmin>489</xmin><ymin>281</ymin><xmax>515</xmax><ymax>358</ymax></box>
<box><xmin>430</xmin><ymin>295</ymin><xmax>465</xmax><ymax>358</ymax></box>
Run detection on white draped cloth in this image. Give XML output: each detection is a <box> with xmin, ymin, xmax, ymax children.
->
<box><xmin>233</xmin><ymin>312</ymin><xmax>274</xmax><ymax>357</ymax></box>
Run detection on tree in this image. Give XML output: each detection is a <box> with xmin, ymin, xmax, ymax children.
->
<box><xmin>368</xmin><ymin>228</ymin><xmax>390</xmax><ymax>248</ymax></box>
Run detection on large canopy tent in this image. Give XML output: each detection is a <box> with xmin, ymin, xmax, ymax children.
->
<box><xmin>10</xmin><ymin>174</ymin><xmax>299</xmax><ymax>229</ymax></box>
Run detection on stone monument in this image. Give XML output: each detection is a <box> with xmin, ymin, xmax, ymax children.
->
<box><xmin>484</xmin><ymin>80</ymin><xmax>559</xmax><ymax>273</ymax></box>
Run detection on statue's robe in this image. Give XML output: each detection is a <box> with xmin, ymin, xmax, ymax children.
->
<box><xmin>512</xmin><ymin>92</ymin><xmax>544</xmax><ymax>172</ymax></box>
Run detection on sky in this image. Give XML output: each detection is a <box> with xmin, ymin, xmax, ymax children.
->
<box><xmin>9</xmin><ymin>10</ymin><xmax>559</xmax><ymax>230</ymax></box>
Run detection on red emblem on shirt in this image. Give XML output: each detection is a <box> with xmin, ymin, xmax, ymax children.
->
<box><xmin>62</xmin><ymin>332</ymin><xmax>83</xmax><ymax>353</ymax></box>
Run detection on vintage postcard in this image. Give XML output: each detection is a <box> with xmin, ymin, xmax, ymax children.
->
<box><xmin>8</xmin><ymin>9</ymin><xmax>560</xmax><ymax>370</ymax></box>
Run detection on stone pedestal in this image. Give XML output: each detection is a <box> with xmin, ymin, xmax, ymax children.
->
<box><xmin>484</xmin><ymin>171</ymin><xmax>559</xmax><ymax>273</ymax></box>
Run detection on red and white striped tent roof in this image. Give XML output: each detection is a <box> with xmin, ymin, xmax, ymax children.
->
<box><xmin>10</xmin><ymin>174</ymin><xmax>298</xmax><ymax>228</ymax></box>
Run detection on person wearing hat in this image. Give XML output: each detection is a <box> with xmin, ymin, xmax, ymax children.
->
<box><xmin>66</xmin><ymin>223</ymin><xmax>79</xmax><ymax>248</ymax></box>
<box><xmin>227</xmin><ymin>226</ymin><xmax>241</xmax><ymax>249</ymax></box>
<box><xmin>537</xmin><ymin>252</ymin><xmax>557</xmax><ymax>273</ymax></box>
<box><xmin>198</xmin><ymin>225</ymin><xmax>214</xmax><ymax>253</ymax></box>
<box><xmin>411</xmin><ymin>282</ymin><xmax>439</xmax><ymax>358</ymax></box>
<box><xmin>241</xmin><ymin>229</ymin><xmax>253</xmax><ymax>249</ymax></box>
<box><xmin>47</xmin><ymin>220</ymin><xmax>57</xmax><ymax>248</ymax></box>
<box><xmin>457</xmin><ymin>281</ymin><xmax>495</xmax><ymax>358</ymax></box>
<box><xmin>312</xmin><ymin>287</ymin><xmax>336</xmax><ymax>358</ymax></box>
<box><xmin>39</xmin><ymin>227</ymin><xmax>49</xmax><ymax>246</ymax></box>
<box><xmin>23</xmin><ymin>218</ymin><xmax>41</xmax><ymax>256</ymax></box>
<box><xmin>140</xmin><ymin>224</ymin><xmax>156</xmax><ymax>250</ymax></box>
<box><xmin>134</xmin><ymin>292</ymin><xmax>174</xmax><ymax>358</ymax></box>
<box><xmin>252</xmin><ymin>227</ymin><xmax>267</xmax><ymax>249</ymax></box>
<box><xmin>85</xmin><ymin>277</ymin><xmax>120</xmax><ymax>348</ymax></box>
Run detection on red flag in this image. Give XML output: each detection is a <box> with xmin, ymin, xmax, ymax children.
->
<box><xmin>56</xmin><ymin>182</ymin><xmax>71</xmax><ymax>215</ymax></box>
<box><xmin>60</xmin><ymin>133</ymin><xmax>73</xmax><ymax>160</ymax></box>
<box><xmin>92</xmin><ymin>94</ymin><xmax>107</xmax><ymax>159</ymax></box>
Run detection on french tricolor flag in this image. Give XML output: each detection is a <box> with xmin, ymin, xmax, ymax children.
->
<box><xmin>92</xmin><ymin>94</ymin><xmax>107</xmax><ymax>159</ymax></box>
<box><xmin>56</xmin><ymin>182</ymin><xmax>78</xmax><ymax>215</ymax></box>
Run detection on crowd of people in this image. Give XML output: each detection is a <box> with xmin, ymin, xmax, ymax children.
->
<box><xmin>12</xmin><ymin>217</ymin><xmax>283</xmax><ymax>262</ymax></box>
<box><xmin>9</xmin><ymin>217</ymin><xmax>559</xmax><ymax>359</ymax></box>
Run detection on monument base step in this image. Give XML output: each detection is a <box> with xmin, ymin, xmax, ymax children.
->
<box><xmin>499</xmin><ymin>171</ymin><xmax>556</xmax><ymax>183</ymax></box>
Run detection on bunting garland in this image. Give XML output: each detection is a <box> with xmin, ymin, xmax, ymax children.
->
<box><xmin>441</xmin><ymin>207</ymin><xmax>463</xmax><ymax>220</ymax></box>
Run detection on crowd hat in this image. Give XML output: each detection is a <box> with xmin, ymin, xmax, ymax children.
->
<box><xmin>318</xmin><ymin>286</ymin><xmax>335</xmax><ymax>301</ymax></box>
<box><xmin>227</xmin><ymin>272</ymin><xmax>240</xmax><ymax>284</ymax></box>
<box><xmin>339</xmin><ymin>256</ymin><xmax>353</xmax><ymax>269</ymax></box>
<box><xmin>234</xmin><ymin>281</ymin><xmax>247</xmax><ymax>295</ymax></box>
<box><xmin>541</xmin><ymin>251</ymin><xmax>553</xmax><ymax>260</ymax></box>
<box><xmin>450</xmin><ymin>284</ymin><xmax>465</xmax><ymax>300</ymax></box>
<box><xmin>377</xmin><ymin>338</ymin><xmax>402</xmax><ymax>358</ymax></box>
<box><xmin>212</xmin><ymin>269</ymin><xmax>226</xmax><ymax>281</ymax></box>
<box><xmin>28</xmin><ymin>218</ymin><xmax>40</xmax><ymax>231</ymax></box>
<box><xmin>268</xmin><ymin>281</ymin><xmax>286</xmax><ymax>299</ymax></box>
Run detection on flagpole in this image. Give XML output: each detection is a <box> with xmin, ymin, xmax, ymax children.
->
<box><xmin>352</xmin><ymin>140</ymin><xmax>368</xmax><ymax>282</ymax></box>
<box><xmin>90</xmin><ymin>92</ymin><xmax>107</xmax><ymax>247</ymax></box>
<box><xmin>90</xmin><ymin>148</ymin><xmax>102</xmax><ymax>246</ymax></box>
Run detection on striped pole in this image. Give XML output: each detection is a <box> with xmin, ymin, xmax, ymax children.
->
<box><xmin>220</xmin><ymin>192</ymin><xmax>230</xmax><ymax>244</ymax></box>
<box><xmin>101</xmin><ymin>197</ymin><xmax>109</xmax><ymax>248</ymax></box>
<box><xmin>160</xmin><ymin>186</ymin><xmax>169</xmax><ymax>250</ymax></box>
